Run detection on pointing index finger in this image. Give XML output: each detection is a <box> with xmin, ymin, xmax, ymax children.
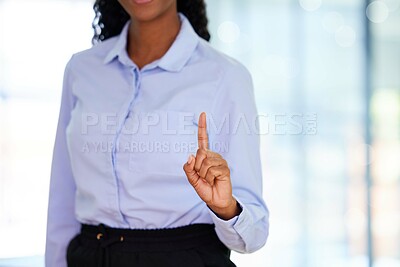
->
<box><xmin>198</xmin><ymin>112</ymin><xmax>209</xmax><ymax>150</ymax></box>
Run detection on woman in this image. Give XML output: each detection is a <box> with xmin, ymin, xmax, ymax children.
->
<box><xmin>45</xmin><ymin>0</ymin><xmax>269</xmax><ymax>266</ymax></box>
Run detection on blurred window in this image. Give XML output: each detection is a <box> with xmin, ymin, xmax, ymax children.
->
<box><xmin>0</xmin><ymin>0</ymin><xmax>399</xmax><ymax>266</ymax></box>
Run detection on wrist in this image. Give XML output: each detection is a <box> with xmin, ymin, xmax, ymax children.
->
<box><xmin>208</xmin><ymin>197</ymin><xmax>242</xmax><ymax>220</ymax></box>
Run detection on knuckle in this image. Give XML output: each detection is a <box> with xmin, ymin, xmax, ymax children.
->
<box><xmin>211</xmin><ymin>152</ymin><xmax>221</xmax><ymax>158</ymax></box>
<box><xmin>183</xmin><ymin>164</ymin><xmax>188</xmax><ymax>171</ymax></box>
<box><xmin>209</xmin><ymin>167</ymin><xmax>216</xmax><ymax>175</ymax></box>
<box><xmin>203</xmin><ymin>158</ymin><xmax>212</xmax><ymax>167</ymax></box>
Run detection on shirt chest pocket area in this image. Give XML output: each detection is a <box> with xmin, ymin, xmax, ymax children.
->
<box><xmin>128</xmin><ymin>110</ymin><xmax>198</xmax><ymax>176</ymax></box>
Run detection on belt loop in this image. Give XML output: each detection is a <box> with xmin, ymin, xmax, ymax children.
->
<box><xmin>97</xmin><ymin>224</ymin><xmax>106</xmax><ymax>267</ymax></box>
<box><xmin>96</xmin><ymin>224</ymin><xmax>124</xmax><ymax>267</ymax></box>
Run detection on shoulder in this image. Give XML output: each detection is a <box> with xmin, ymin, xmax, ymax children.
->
<box><xmin>195</xmin><ymin>39</ymin><xmax>252</xmax><ymax>83</ymax></box>
<box><xmin>67</xmin><ymin>36</ymin><xmax>119</xmax><ymax>68</ymax></box>
<box><xmin>194</xmin><ymin>40</ymin><xmax>254</xmax><ymax>104</ymax></box>
<box><xmin>195</xmin><ymin>41</ymin><xmax>256</xmax><ymax>114</ymax></box>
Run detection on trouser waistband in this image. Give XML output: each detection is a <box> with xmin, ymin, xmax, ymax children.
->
<box><xmin>80</xmin><ymin>223</ymin><xmax>221</xmax><ymax>252</ymax></box>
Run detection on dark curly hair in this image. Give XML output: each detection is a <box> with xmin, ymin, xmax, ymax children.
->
<box><xmin>92</xmin><ymin>0</ymin><xmax>210</xmax><ymax>44</ymax></box>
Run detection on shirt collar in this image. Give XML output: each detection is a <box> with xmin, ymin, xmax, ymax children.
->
<box><xmin>103</xmin><ymin>13</ymin><xmax>200</xmax><ymax>72</ymax></box>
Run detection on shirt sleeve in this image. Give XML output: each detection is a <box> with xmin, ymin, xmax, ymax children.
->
<box><xmin>208</xmin><ymin>61</ymin><xmax>269</xmax><ymax>253</ymax></box>
<box><xmin>45</xmin><ymin>57</ymin><xmax>80</xmax><ymax>267</ymax></box>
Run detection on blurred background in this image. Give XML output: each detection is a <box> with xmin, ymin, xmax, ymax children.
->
<box><xmin>0</xmin><ymin>0</ymin><xmax>399</xmax><ymax>266</ymax></box>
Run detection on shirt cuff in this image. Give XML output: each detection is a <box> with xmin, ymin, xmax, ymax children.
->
<box><xmin>207</xmin><ymin>197</ymin><xmax>252</xmax><ymax>235</ymax></box>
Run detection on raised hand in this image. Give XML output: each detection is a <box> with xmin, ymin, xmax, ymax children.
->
<box><xmin>183</xmin><ymin>112</ymin><xmax>241</xmax><ymax>220</ymax></box>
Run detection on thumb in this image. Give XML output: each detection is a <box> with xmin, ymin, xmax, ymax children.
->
<box><xmin>183</xmin><ymin>154</ymin><xmax>199</xmax><ymax>186</ymax></box>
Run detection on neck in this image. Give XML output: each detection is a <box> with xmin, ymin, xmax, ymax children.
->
<box><xmin>127</xmin><ymin>10</ymin><xmax>181</xmax><ymax>69</ymax></box>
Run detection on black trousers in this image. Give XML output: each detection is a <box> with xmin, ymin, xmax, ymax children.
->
<box><xmin>67</xmin><ymin>223</ymin><xmax>236</xmax><ymax>267</ymax></box>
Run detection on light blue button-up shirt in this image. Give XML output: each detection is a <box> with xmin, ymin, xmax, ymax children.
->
<box><xmin>45</xmin><ymin>13</ymin><xmax>269</xmax><ymax>267</ymax></box>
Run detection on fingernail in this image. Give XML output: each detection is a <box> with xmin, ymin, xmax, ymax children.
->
<box><xmin>187</xmin><ymin>155</ymin><xmax>193</xmax><ymax>164</ymax></box>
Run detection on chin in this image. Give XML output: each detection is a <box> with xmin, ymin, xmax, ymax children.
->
<box><xmin>119</xmin><ymin>0</ymin><xmax>176</xmax><ymax>23</ymax></box>
<box><xmin>131</xmin><ymin>8</ymin><xmax>161</xmax><ymax>22</ymax></box>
